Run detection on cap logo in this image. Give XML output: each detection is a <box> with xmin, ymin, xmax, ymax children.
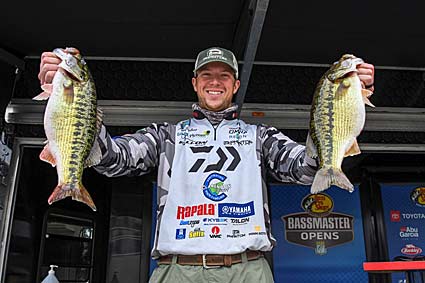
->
<box><xmin>203</xmin><ymin>48</ymin><xmax>228</xmax><ymax>62</ymax></box>
<box><xmin>207</xmin><ymin>48</ymin><xmax>223</xmax><ymax>57</ymax></box>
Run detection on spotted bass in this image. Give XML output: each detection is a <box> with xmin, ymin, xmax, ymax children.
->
<box><xmin>33</xmin><ymin>48</ymin><xmax>101</xmax><ymax>211</ymax></box>
<box><xmin>307</xmin><ymin>54</ymin><xmax>374</xmax><ymax>194</ymax></box>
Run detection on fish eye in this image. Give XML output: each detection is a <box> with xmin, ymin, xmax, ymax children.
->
<box><xmin>341</xmin><ymin>60</ymin><xmax>351</xmax><ymax>68</ymax></box>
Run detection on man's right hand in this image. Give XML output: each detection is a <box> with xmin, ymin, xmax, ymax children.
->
<box><xmin>38</xmin><ymin>51</ymin><xmax>62</xmax><ymax>85</ymax></box>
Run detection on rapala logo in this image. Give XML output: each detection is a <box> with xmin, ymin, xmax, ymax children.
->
<box><xmin>401</xmin><ymin>244</ymin><xmax>423</xmax><ymax>255</ymax></box>
<box><xmin>391</xmin><ymin>210</ymin><xmax>401</xmax><ymax>222</ymax></box>
<box><xmin>177</xmin><ymin>204</ymin><xmax>215</xmax><ymax>219</ymax></box>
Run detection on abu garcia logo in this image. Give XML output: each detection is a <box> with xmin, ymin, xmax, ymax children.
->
<box><xmin>203</xmin><ymin>173</ymin><xmax>231</xmax><ymax>201</ymax></box>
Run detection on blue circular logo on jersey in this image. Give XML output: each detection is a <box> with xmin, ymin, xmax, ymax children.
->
<box><xmin>203</xmin><ymin>173</ymin><xmax>228</xmax><ymax>201</ymax></box>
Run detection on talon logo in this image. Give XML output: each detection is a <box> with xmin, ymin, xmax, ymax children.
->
<box><xmin>203</xmin><ymin>173</ymin><xmax>231</xmax><ymax>201</ymax></box>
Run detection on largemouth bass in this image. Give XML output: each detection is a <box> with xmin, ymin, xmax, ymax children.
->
<box><xmin>307</xmin><ymin>54</ymin><xmax>374</xmax><ymax>194</ymax></box>
<box><xmin>33</xmin><ymin>48</ymin><xmax>101</xmax><ymax>211</ymax></box>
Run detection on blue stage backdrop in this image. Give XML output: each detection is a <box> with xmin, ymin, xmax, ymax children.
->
<box><xmin>380</xmin><ymin>184</ymin><xmax>425</xmax><ymax>283</ymax></box>
<box><xmin>270</xmin><ymin>184</ymin><xmax>368</xmax><ymax>283</ymax></box>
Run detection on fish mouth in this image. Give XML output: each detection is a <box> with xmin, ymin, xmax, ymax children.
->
<box><xmin>54</xmin><ymin>48</ymin><xmax>86</xmax><ymax>82</ymax></box>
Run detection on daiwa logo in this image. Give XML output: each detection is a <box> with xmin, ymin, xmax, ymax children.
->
<box><xmin>219</xmin><ymin>201</ymin><xmax>255</xmax><ymax>218</ymax></box>
<box><xmin>177</xmin><ymin>204</ymin><xmax>215</xmax><ymax>219</ymax></box>
<box><xmin>401</xmin><ymin>244</ymin><xmax>422</xmax><ymax>255</ymax></box>
<box><xmin>203</xmin><ymin>173</ymin><xmax>230</xmax><ymax>201</ymax></box>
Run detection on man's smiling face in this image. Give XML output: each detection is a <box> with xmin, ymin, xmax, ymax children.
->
<box><xmin>192</xmin><ymin>62</ymin><xmax>240</xmax><ymax>112</ymax></box>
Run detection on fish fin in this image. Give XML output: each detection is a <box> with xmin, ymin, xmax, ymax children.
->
<box><xmin>362</xmin><ymin>89</ymin><xmax>375</xmax><ymax>107</ymax></box>
<box><xmin>84</xmin><ymin>141</ymin><xmax>102</xmax><ymax>168</ymax></box>
<box><xmin>48</xmin><ymin>183</ymin><xmax>97</xmax><ymax>211</ymax></box>
<box><xmin>362</xmin><ymin>88</ymin><xmax>373</xmax><ymax>97</ymax></box>
<box><xmin>41</xmin><ymin>83</ymin><xmax>54</xmax><ymax>93</ymax></box>
<box><xmin>310</xmin><ymin>168</ymin><xmax>354</xmax><ymax>194</ymax></box>
<box><xmin>63</xmin><ymin>83</ymin><xmax>74</xmax><ymax>104</ymax></box>
<box><xmin>344</xmin><ymin>139</ymin><xmax>361</xmax><ymax>157</ymax></box>
<box><xmin>305</xmin><ymin>133</ymin><xmax>318</xmax><ymax>158</ymax></box>
<box><xmin>96</xmin><ymin>107</ymin><xmax>103</xmax><ymax>133</ymax></box>
<box><xmin>84</xmin><ymin>108</ymin><xmax>104</xmax><ymax>168</ymax></box>
<box><xmin>39</xmin><ymin>144</ymin><xmax>56</xmax><ymax>167</ymax></box>
<box><xmin>32</xmin><ymin>91</ymin><xmax>51</xmax><ymax>101</ymax></box>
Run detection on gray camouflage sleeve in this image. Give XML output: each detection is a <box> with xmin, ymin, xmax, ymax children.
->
<box><xmin>259</xmin><ymin>125</ymin><xmax>318</xmax><ymax>185</ymax></box>
<box><xmin>93</xmin><ymin>123</ymin><xmax>174</xmax><ymax>177</ymax></box>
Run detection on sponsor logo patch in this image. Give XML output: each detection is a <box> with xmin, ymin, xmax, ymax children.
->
<box><xmin>176</xmin><ymin>229</ymin><xmax>186</xmax><ymax>240</ymax></box>
<box><xmin>179</xmin><ymin>220</ymin><xmax>200</xmax><ymax>227</ymax></box>
<box><xmin>203</xmin><ymin>173</ymin><xmax>230</xmax><ymax>201</ymax></box>
<box><xmin>410</xmin><ymin>187</ymin><xmax>425</xmax><ymax>207</ymax></box>
<box><xmin>189</xmin><ymin>228</ymin><xmax>205</xmax><ymax>238</ymax></box>
<box><xmin>203</xmin><ymin>218</ymin><xmax>228</xmax><ymax>225</ymax></box>
<box><xmin>401</xmin><ymin>244</ymin><xmax>423</xmax><ymax>255</ymax></box>
<box><xmin>177</xmin><ymin>204</ymin><xmax>215</xmax><ymax>219</ymax></box>
<box><xmin>209</xmin><ymin>226</ymin><xmax>222</xmax><ymax>238</ymax></box>
<box><xmin>219</xmin><ymin>201</ymin><xmax>255</xmax><ymax>218</ymax></box>
<box><xmin>391</xmin><ymin>210</ymin><xmax>401</xmax><ymax>222</ymax></box>
<box><xmin>399</xmin><ymin>226</ymin><xmax>419</xmax><ymax>239</ymax></box>
<box><xmin>227</xmin><ymin>229</ymin><xmax>246</xmax><ymax>238</ymax></box>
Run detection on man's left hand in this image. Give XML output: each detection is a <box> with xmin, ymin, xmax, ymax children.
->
<box><xmin>357</xmin><ymin>63</ymin><xmax>375</xmax><ymax>92</ymax></box>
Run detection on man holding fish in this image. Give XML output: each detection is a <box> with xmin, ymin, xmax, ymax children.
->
<box><xmin>38</xmin><ymin>47</ymin><xmax>374</xmax><ymax>282</ymax></box>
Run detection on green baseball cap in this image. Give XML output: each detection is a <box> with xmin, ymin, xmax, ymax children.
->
<box><xmin>193</xmin><ymin>47</ymin><xmax>239</xmax><ymax>79</ymax></box>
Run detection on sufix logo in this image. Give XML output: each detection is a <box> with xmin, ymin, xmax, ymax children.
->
<box><xmin>189</xmin><ymin>228</ymin><xmax>205</xmax><ymax>238</ymax></box>
<box><xmin>401</xmin><ymin>244</ymin><xmax>423</xmax><ymax>255</ymax></box>
<box><xmin>391</xmin><ymin>210</ymin><xmax>401</xmax><ymax>222</ymax></box>
<box><xmin>210</xmin><ymin>226</ymin><xmax>222</xmax><ymax>238</ymax></box>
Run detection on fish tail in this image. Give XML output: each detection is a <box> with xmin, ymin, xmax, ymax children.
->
<box><xmin>48</xmin><ymin>183</ymin><xmax>97</xmax><ymax>211</ymax></box>
<box><xmin>310</xmin><ymin>168</ymin><xmax>354</xmax><ymax>194</ymax></box>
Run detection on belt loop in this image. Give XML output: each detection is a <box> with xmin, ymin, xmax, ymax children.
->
<box><xmin>241</xmin><ymin>252</ymin><xmax>248</xmax><ymax>263</ymax></box>
<box><xmin>172</xmin><ymin>255</ymin><xmax>178</xmax><ymax>265</ymax></box>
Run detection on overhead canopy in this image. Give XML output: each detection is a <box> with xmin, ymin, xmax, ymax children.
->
<box><xmin>1</xmin><ymin>0</ymin><xmax>425</xmax><ymax>67</ymax></box>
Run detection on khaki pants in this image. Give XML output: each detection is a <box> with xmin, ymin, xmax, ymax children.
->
<box><xmin>149</xmin><ymin>256</ymin><xmax>274</xmax><ymax>283</ymax></box>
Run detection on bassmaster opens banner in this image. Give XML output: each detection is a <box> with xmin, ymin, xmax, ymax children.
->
<box><xmin>270</xmin><ymin>184</ymin><xmax>367</xmax><ymax>283</ymax></box>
